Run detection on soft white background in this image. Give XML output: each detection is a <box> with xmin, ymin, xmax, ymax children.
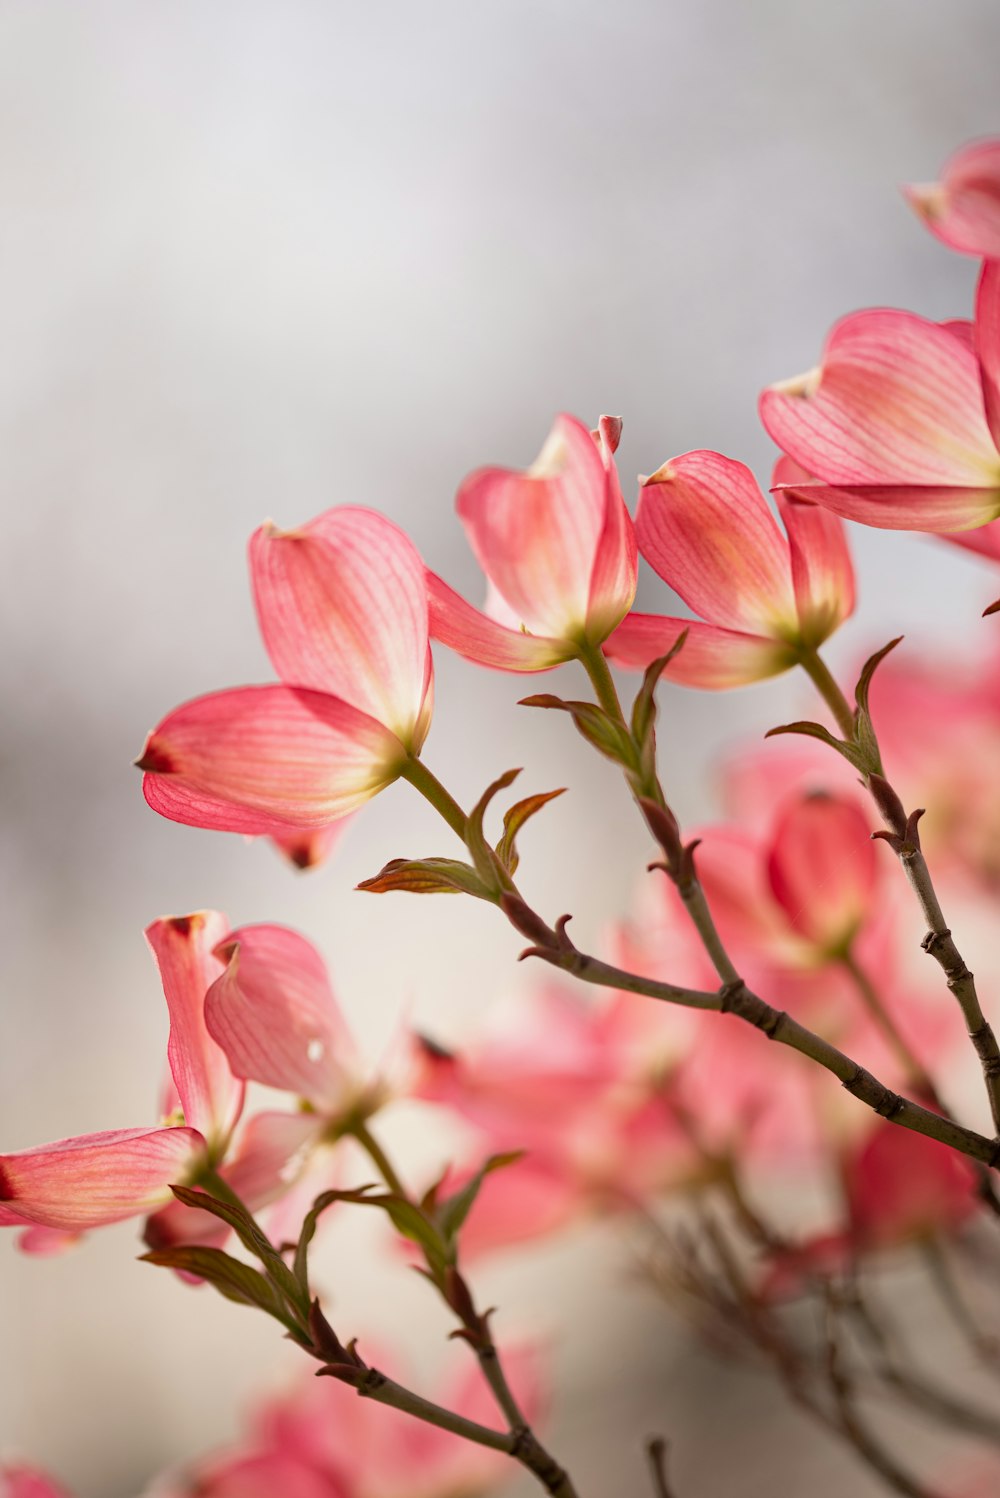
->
<box><xmin>2</xmin><ymin>2</ymin><xmax>999</xmax><ymax>1494</ymax></box>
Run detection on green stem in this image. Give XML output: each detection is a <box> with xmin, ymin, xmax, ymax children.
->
<box><xmin>797</xmin><ymin>647</ymin><xmax>856</xmax><ymax>739</ymax></box>
<box><xmin>576</xmin><ymin>640</ymin><xmax>626</xmax><ymax>723</ymax></box>
<box><xmin>399</xmin><ymin>755</ymin><xmax>469</xmax><ymax>841</ymax></box>
<box><xmin>345</xmin><ymin>1367</ymin><xmax>514</xmax><ymax>1451</ymax></box>
<box><xmin>351</xmin><ymin>1120</ymin><xmax>408</xmax><ymax>1198</ymax></box>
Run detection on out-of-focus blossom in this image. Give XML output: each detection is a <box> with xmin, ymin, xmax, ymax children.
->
<box><xmin>905</xmin><ymin>139</ymin><xmax>1000</xmax><ymax>260</ymax></box>
<box><xmin>605</xmin><ymin>451</ymin><xmax>854</xmax><ymax>686</ymax></box>
<box><xmin>413</xmin><ymin>985</ymin><xmax>707</xmax><ymax>1256</ymax></box>
<box><xmin>760</xmin><ymin>266</ymin><xmax>1000</xmax><ymax>533</ymax></box>
<box><xmin>139</xmin><ymin>509</ymin><xmax>432</xmax><ymax>851</ymax></box>
<box><xmin>428</xmin><ymin>414</ymin><xmax>636</xmax><ymax>671</ymax></box>
<box><xmin>161</xmin><ymin>1345</ymin><xmax>539</xmax><ymax>1498</ymax></box>
<box><xmin>1</xmin><ymin>914</ymin><xmax>313</xmax><ymax>1249</ymax></box>
<box><xmin>0</xmin><ymin>1466</ymin><xmax>72</xmax><ymax>1497</ymax></box>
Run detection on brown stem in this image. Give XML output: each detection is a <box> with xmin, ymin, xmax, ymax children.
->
<box><xmin>646</xmin><ymin>1437</ymin><xmax>677</xmax><ymax>1498</ymax></box>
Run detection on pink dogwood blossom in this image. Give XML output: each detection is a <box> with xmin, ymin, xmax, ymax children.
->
<box><xmin>139</xmin><ymin>509</ymin><xmax>433</xmax><ymax>843</ymax></box>
<box><xmin>0</xmin><ymin>914</ymin><xmax>312</xmax><ymax>1245</ymax></box>
<box><xmin>605</xmin><ymin>451</ymin><xmax>854</xmax><ymax>685</ymax></box>
<box><xmin>428</xmin><ymin>414</ymin><xmax>637</xmax><ymax>671</ymax></box>
<box><xmin>760</xmin><ymin>265</ymin><xmax>1000</xmax><ymax>533</ymax></box>
<box><xmin>905</xmin><ymin>138</ymin><xmax>1000</xmax><ymax>261</ymax></box>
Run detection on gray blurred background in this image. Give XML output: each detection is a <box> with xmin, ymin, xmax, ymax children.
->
<box><xmin>2</xmin><ymin>2</ymin><xmax>1000</xmax><ymax>1494</ymax></box>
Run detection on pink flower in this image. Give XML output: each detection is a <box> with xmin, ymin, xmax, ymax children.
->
<box><xmin>204</xmin><ymin>924</ymin><xmax>382</xmax><ymax>1124</ymax></box>
<box><xmin>139</xmin><ymin>509</ymin><xmax>432</xmax><ymax>843</ymax></box>
<box><xmin>428</xmin><ymin>414</ymin><xmax>637</xmax><ymax>671</ymax></box>
<box><xmin>1</xmin><ymin>913</ymin><xmax>311</xmax><ymax>1245</ymax></box>
<box><xmin>605</xmin><ymin>451</ymin><xmax>854</xmax><ymax>685</ymax></box>
<box><xmin>413</xmin><ymin>986</ymin><xmax>704</xmax><ymax>1255</ymax></box>
<box><xmin>905</xmin><ymin>138</ymin><xmax>1000</xmax><ymax>261</ymax></box>
<box><xmin>170</xmin><ymin>1344</ymin><xmax>540</xmax><ymax>1498</ymax></box>
<box><xmin>759</xmin><ymin>265</ymin><xmax>1000</xmax><ymax>532</ymax></box>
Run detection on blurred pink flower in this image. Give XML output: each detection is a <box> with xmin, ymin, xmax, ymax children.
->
<box><xmin>606</xmin><ymin>451</ymin><xmax>854</xmax><ymax>685</ymax></box>
<box><xmin>139</xmin><ymin>509</ymin><xmax>433</xmax><ymax>848</ymax></box>
<box><xmin>905</xmin><ymin>138</ymin><xmax>1000</xmax><ymax>260</ymax></box>
<box><xmin>0</xmin><ymin>1467</ymin><xmax>72</xmax><ymax>1498</ymax></box>
<box><xmin>428</xmin><ymin>414</ymin><xmax>636</xmax><ymax>671</ymax></box>
<box><xmin>760</xmin><ymin>265</ymin><xmax>1000</xmax><ymax>532</ymax></box>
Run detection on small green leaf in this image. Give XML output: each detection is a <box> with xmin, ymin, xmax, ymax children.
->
<box><xmin>630</xmin><ymin>634</ymin><xmax>688</xmax><ymax>750</ymax></box>
<box><xmin>520</xmin><ymin>695</ymin><xmax>637</xmax><ymax>768</ymax></box>
<box><xmin>495</xmin><ymin>788</ymin><xmax>566</xmax><ymax>874</ymax></box>
<box><xmin>170</xmin><ymin>1185</ymin><xmax>308</xmax><ymax>1317</ymax></box>
<box><xmin>357</xmin><ymin>857</ymin><xmax>495</xmax><ymax>899</ymax></box>
<box><xmin>436</xmin><ymin>1151</ymin><xmax>525</xmax><ymax>1243</ymax></box>
<box><xmin>854</xmin><ymin>636</ymin><xmax>903</xmax><ymax>718</ymax></box>
<box><xmin>293</xmin><ymin>1188</ymin><xmax>351</xmax><ymax>1295</ymax></box>
<box><xmin>765</xmin><ymin>719</ymin><xmax>869</xmax><ymax>773</ymax></box>
<box><xmin>465</xmin><ymin>769</ymin><xmax>522</xmax><ymax>889</ymax></box>
<box><xmin>141</xmin><ymin>1245</ymin><xmax>306</xmax><ymax>1337</ymax></box>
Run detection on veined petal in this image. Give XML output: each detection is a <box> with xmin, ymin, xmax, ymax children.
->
<box><xmin>636</xmin><ymin>451</ymin><xmax>796</xmax><ymax>634</ymax></box>
<box><xmin>774</xmin><ymin>471</ymin><xmax>855</xmax><ymax>644</ymax></box>
<box><xmin>139</xmin><ymin>685</ymin><xmax>407</xmax><ymax>835</ymax></box>
<box><xmin>767</xmin><ymin>793</ymin><xmax>877</xmax><ymax>953</ymax></box>
<box><xmin>426</xmin><ymin>571</ymin><xmax>572</xmax><ymax>671</ymax></box>
<box><xmin>206</xmin><ymin>927</ymin><xmax>357</xmax><ymax>1113</ymax></box>
<box><xmin>586</xmin><ymin>428</ymin><xmax>638</xmax><ymax>641</ymax></box>
<box><xmin>456</xmin><ymin>413</ymin><xmax>610</xmax><ymax>640</ymax></box>
<box><xmin>250</xmin><ymin>507</ymin><xmax>432</xmax><ymax>750</ymax></box>
<box><xmin>774</xmin><ymin>482</ymin><xmax>1000</xmax><ymax>532</ymax></box>
<box><xmin>977</xmin><ymin>261</ymin><xmax>1000</xmax><ymax>451</ymax></box>
<box><xmin>761</xmin><ymin>310</ymin><xmax>1000</xmax><ymax>493</ymax></box>
<box><xmin>0</xmin><ymin>1127</ymin><xmax>204</xmax><ymax>1231</ymax></box>
<box><xmin>605</xmin><ymin>614</ymin><xmax>797</xmax><ymax>688</ymax></box>
<box><xmin>905</xmin><ymin>139</ymin><xmax>1000</xmax><ymax>260</ymax></box>
<box><xmin>145</xmin><ymin>911</ymin><xmax>244</xmax><ymax>1153</ymax></box>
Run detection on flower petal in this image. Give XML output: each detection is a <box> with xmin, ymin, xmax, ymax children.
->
<box><xmin>205</xmin><ymin>926</ymin><xmax>357</xmax><ymax>1112</ymax></box>
<box><xmin>940</xmin><ymin>517</ymin><xmax>1000</xmax><ymax>564</ymax></box>
<box><xmin>139</xmin><ymin>685</ymin><xmax>406</xmax><ymax>835</ymax></box>
<box><xmin>0</xmin><ymin>1467</ymin><xmax>73</xmax><ymax>1498</ymax></box>
<box><xmin>774</xmin><ymin>480</ymin><xmax>855</xmax><ymax>644</ymax></box>
<box><xmin>585</xmin><ymin>416</ymin><xmax>638</xmax><ymax>640</ymax></box>
<box><xmin>426</xmin><ymin>571</ymin><xmax>572</xmax><ymax>671</ymax></box>
<box><xmin>774</xmin><ymin>482</ymin><xmax>1000</xmax><ymax>532</ymax></box>
<box><xmin>605</xmin><ymin>614</ymin><xmax>797</xmax><ymax>687</ymax></box>
<box><xmin>760</xmin><ymin>309</ymin><xmax>1000</xmax><ymax>489</ymax></box>
<box><xmin>456</xmin><ymin>413</ymin><xmax>611</xmax><ymax>639</ymax></box>
<box><xmin>250</xmin><ymin>507</ymin><xmax>432</xmax><ymax>750</ymax></box>
<box><xmin>905</xmin><ymin>139</ymin><xmax>1000</xmax><ymax>260</ymax></box>
<box><xmin>977</xmin><ymin>260</ymin><xmax>1000</xmax><ymax>452</ymax></box>
<box><xmin>267</xmin><ymin>819</ymin><xmax>350</xmax><ymax>871</ymax></box>
<box><xmin>766</xmin><ymin>792</ymin><xmax>878</xmax><ymax>952</ymax></box>
<box><xmin>0</xmin><ymin>1127</ymin><xmax>203</xmax><ymax>1231</ymax></box>
<box><xmin>636</xmin><ymin>451</ymin><xmax>796</xmax><ymax>634</ymax></box>
<box><xmin>145</xmin><ymin>911</ymin><xmax>244</xmax><ymax>1152</ymax></box>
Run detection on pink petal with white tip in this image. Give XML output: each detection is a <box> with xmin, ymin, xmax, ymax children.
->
<box><xmin>905</xmin><ymin>139</ymin><xmax>1000</xmax><ymax>260</ymax></box>
<box><xmin>586</xmin><ymin>417</ymin><xmax>638</xmax><ymax>637</ymax></box>
<box><xmin>766</xmin><ymin>793</ymin><xmax>878</xmax><ymax>953</ymax></box>
<box><xmin>205</xmin><ymin>926</ymin><xmax>357</xmax><ymax>1112</ymax></box>
<box><xmin>426</xmin><ymin>571</ymin><xmax>571</xmax><ymax>671</ymax></box>
<box><xmin>250</xmin><ymin>507</ymin><xmax>432</xmax><ymax>751</ymax></box>
<box><xmin>456</xmin><ymin>413</ymin><xmax>613</xmax><ymax>640</ymax></box>
<box><xmin>605</xmin><ymin>613</ymin><xmax>796</xmax><ymax>687</ymax></box>
<box><xmin>139</xmin><ymin>685</ymin><xmax>407</xmax><ymax>835</ymax></box>
<box><xmin>760</xmin><ymin>309</ymin><xmax>1000</xmax><ymax>492</ymax></box>
<box><xmin>145</xmin><ymin>911</ymin><xmax>243</xmax><ymax>1153</ymax></box>
<box><xmin>636</xmin><ymin>451</ymin><xmax>796</xmax><ymax>634</ymax></box>
<box><xmin>0</xmin><ymin>1127</ymin><xmax>204</xmax><ymax>1231</ymax></box>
